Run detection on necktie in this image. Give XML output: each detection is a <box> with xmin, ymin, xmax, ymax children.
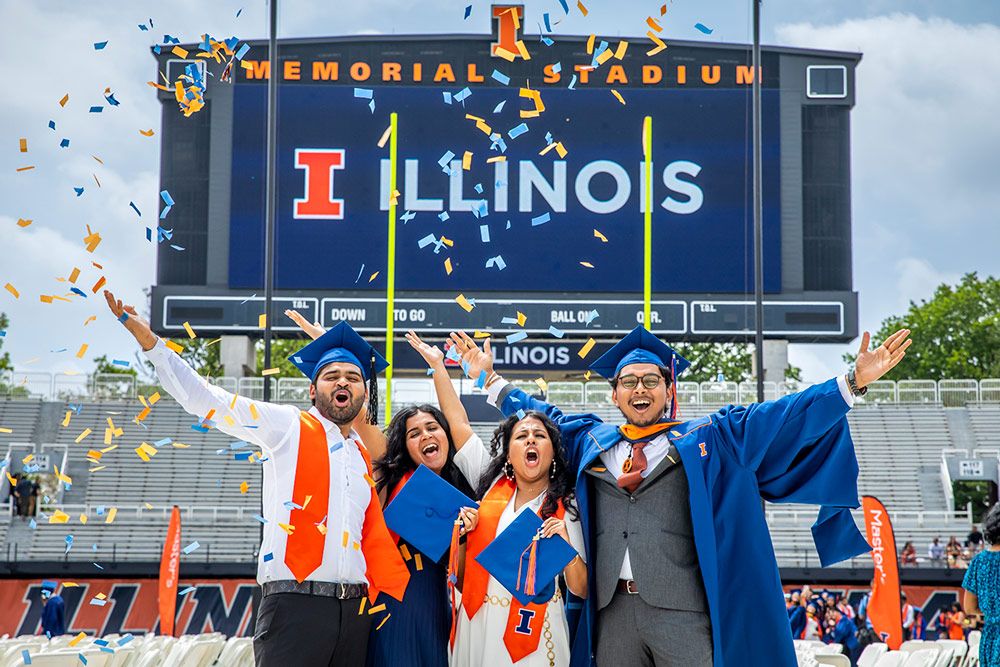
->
<box><xmin>618</xmin><ymin>439</ymin><xmax>649</xmax><ymax>493</ymax></box>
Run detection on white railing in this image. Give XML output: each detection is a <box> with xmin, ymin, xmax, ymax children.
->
<box><xmin>766</xmin><ymin>508</ymin><xmax>972</xmax><ymax>528</ymax></box>
<box><xmin>37</xmin><ymin>503</ymin><xmax>252</xmax><ymax>523</ymax></box>
<box><xmin>8</xmin><ymin>374</ymin><xmax>1000</xmax><ymax>407</ymax></box>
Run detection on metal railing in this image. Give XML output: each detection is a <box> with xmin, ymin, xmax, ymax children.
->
<box><xmin>7</xmin><ymin>374</ymin><xmax>1000</xmax><ymax>407</ymax></box>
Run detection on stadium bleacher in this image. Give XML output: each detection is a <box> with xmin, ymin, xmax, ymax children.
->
<box><xmin>2</xmin><ymin>375</ymin><xmax>998</xmax><ymax>568</ymax></box>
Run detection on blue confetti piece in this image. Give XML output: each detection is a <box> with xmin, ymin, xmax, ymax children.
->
<box><xmin>138</xmin><ymin>24</ymin><xmax>148</xmax><ymax>31</ymax></box>
<box><xmin>438</xmin><ymin>150</ymin><xmax>455</xmax><ymax>168</ymax></box>
<box><xmin>439</xmin><ymin>211</ymin><xmax>450</xmax><ymax>222</ymax></box>
<box><xmin>694</xmin><ymin>23</ymin><xmax>713</xmax><ymax>34</ymax></box>
<box><xmin>491</xmin><ymin>70</ymin><xmax>510</xmax><ymax>85</ymax></box>
<box><xmin>191</xmin><ymin>424</ymin><xmax>209</xmax><ymax>433</ymax></box>
<box><xmin>74</xmin><ymin>187</ymin><xmax>85</xmax><ymax>196</ymax></box>
<box><xmin>120</xmin><ymin>634</ymin><xmax>134</xmax><ymax>646</ymax></box>
<box><xmin>230</xmin><ymin>440</ymin><xmax>248</xmax><ymax>449</ymax></box>
<box><xmin>182</xmin><ymin>541</ymin><xmax>200</xmax><ymax>554</ymax></box>
<box><xmin>493</xmin><ymin>100</ymin><xmax>506</xmax><ymax>113</ymax></box>
<box><xmin>179</xmin><ymin>586</ymin><xmax>196</xmax><ymax>595</ymax></box>
<box><xmin>368</xmin><ymin>99</ymin><xmax>375</xmax><ymax>114</ymax></box>
<box><xmin>355</xmin><ymin>264</ymin><xmax>365</xmax><ymax>283</ymax></box>
<box><xmin>70</xmin><ymin>287</ymin><xmax>87</xmax><ymax>298</ymax></box>
<box><xmin>476</xmin><ymin>369</ymin><xmax>488</xmax><ymax>389</ymax></box>
<box><xmin>160</xmin><ymin>190</ymin><xmax>174</xmax><ymax>206</ymax></box>
<box><xmin>330</xmin><ymin>441</ymin><xmax>344</xmax><ymax>453</ymax></box>
<box><xmin>105</xmin><ymin>92</ymin><xmax>119</xmax><ymax>106</ymax></box>
<box><xmin>234</xmin><ymin>451</ymin><xmax>252</xmax><ymax>461</ymax></box>
<box><xmin>517</xmin><ymin>409</ymin><xmax>527</xmax><ymax>420</ymax></box>
<box><xmin>79</xmin><ymin>652</ymin><xmax>89</xmax><ymax>664</ymax></box>
<box><xmin>89</xmin><ymin>106</ymin><xmax>103</xmax><ymax>113</ymax></box>
<box><xmin>417</xmin><ymin>233</ymin><xmax>436</xmax><ymax>249</ymax></box>
<box><xmin>480</xmin><ymin>225</ymin><xmax>490</xmax><ymax>243</ymax></box>
<box><xmin>170</xmin><ymin>245</ymin><xmax>185</xmax><ymax>251</ymax></box>
<box><xmin>486</xmin><ymin>255</ymin><xmax>507</xmax><ymax>270</ymax></box>
<box><xmin>94</xmin><ymin>41</ymin><xmax>108</xmax><ymax>50</ymax></box>
<box><xmin>112</xmin><ymin>359</ymin><xmax>129</xmax><ymax>367</ymax></box>
<box><xmin>548</xmin><ymin>326</ymin><xmax>565</xmax><ymax>338</ymax></box>
<box><xmin>60</xmin><ymin>138</ymin><xmax>70</xmax><ymax>148</ymax></box>
<box><xmin>543</xmin><ymin>13</ymin><xmax>552</xmax><ymax>31</ymax></box>
<box><xmin>253</xmin><ymin>514</ymin><xmax>267</xmax><ymax>523</ymax></box>
<box><xmin>531</xmin><ymin>213</ymin><xmax>550</xmax><ymax>226</ymax></box>
<box><xmin>585</xmin><ymin>309</ymin><xmax>600</xmax><ymax>325</ymax></box>
<box><xmin>541</xmin><ymin>36</ymin><xmax>554</xmax><ymax>46</ymax></box>
<box><xmin>445</xmin><ymin>345</ymin><xmax>461</xmax><ymax>362</ymax></box>
<box><xmin>474</xmin><ymin>182</ymin><xmax>484</xmax><ymax>194</ymax></box>
<box><xmin>443</xmin><ymin>91</ymin><xmax>452</xmax><ymax>104</ymax></box>
<box><xmin>145</xmin><ymin>227</ymin><xmax>153</xmax><ymax>242</ymax></box>
<box><xmin>283</xmin><ymin>501</ymin><xmax>303</xmax><ymax>510</ymax></box>
<box><xmin>569</xmin><ymin>74</ymin><xmax>578</xmax><ymax>90</ymax></box>
<box><xmin>240</xmin><ymin>293</ymin><xmax>257</xmax><ymax>304</ymax></box>
<box><xmin>65</xmin><ymin>535</ymin><xmax>74</xmax><ymax>553</ymax></box>
<box><xmin>96</xmin><ymin>505</ymin><xmax>105</xmax><ymax>515</ymax></box>
<box><xmin>263</xmin><ymin>552</ymin><xmax>274</xmax><ymax>562</ymax></box>
<box><xmin>22</xmin><ymin>649</ymin><xmax>31</xmax><ymax>665</ymax></box>
<box><xmin>93</xmin><ymin>563</ymin><xmax>103</xmax><ymax>570</ymax></box>
<box><xmin>235</xmin><ymin>43</ymin><xmax>251</xmax><ymax>60</ymax></box>
<box><xmin>129</xmin><ymin>201</ymin><xmax>141</xmax><ymax>216</ymax></box>
<box><xmin>558</xmin><ymin>0</ymin><xmax>569</xmax><ymax>11</ymax></box>
<box><xmin>501</xmin><ymin>316</ymin><xmax>518</xmax><ymax>324</ymax></box>
<box><xmin>426</xmin><ymin>368</ymin><xmax>435</xmax><ymax>375</ymax></box>
<box><xmin>354</xmin><ymin>87</ymin><xmax>373</xmax><ymax>99</ymax></box>
<box><xmin>455</xmin><ymin>87</ymin><xmax>472</xmax><ymax>102</ymax></box>
<box><xmin>48</xmin><ymin>120</ymin><xmax>55</xmax><ymax>130</ymax></box>
<box><xmin>94</xmin><ymin>640</ymin><xmax>108</xmax><ymax>647</ymax></box>
<box><xmin>506</xmin><ymin>220</ymin><xmax>511</xmax><ymax>229</ymax></box>
<box><xmin>154</xmin><ymin>438</ymin><xmax>172</xmax><ymax>446</ymax></box>
<box><xmin>152</xmin><ymin>45</ymin><xmax>161</xmax><ymax>54</ymax></box>
<box><xmin>508</xmin><ymin>123</ymin><xmax>529</xmax><ymax>139</ymax></box>
<box><xmin>506</xmin><ymin>331</ymin><xmax>528</xmax><ymax>344</ymax></box>
<box><xmin>464</xmin><ymin>4</ymin><xmax>472</xmax><ymax>19</ymax></box>
<box><xmin>552</xmin><ymin>62</ymin><xmax>562</xmax><ymax>74</ymax></box>
<box><xmin>29</xmin><ymin>518</ymin><xmax>36</xmax><ymax>529</ymax></box>
<box><xmin>400</xmin><ymin>210</ymin><xmax>415</xmax><ymax>223</ymax></box>
<box><xmin>236</xmin><ymin>8</ymin><xmax>243</xmax><ymax>18</ymax></box>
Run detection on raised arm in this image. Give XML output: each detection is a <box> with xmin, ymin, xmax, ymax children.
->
<box><xmin>405</xmin><ymin>331</ymin><xmax>475</xmax><ymax>448</ymax></box>
<box><xmin>104</xmin><ymin>290</ymin><xmax>297</xmax><ymax>451</ymax></box>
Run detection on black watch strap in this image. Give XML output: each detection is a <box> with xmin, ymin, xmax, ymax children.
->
<box><xmin>847</xmin><ymin>370</ymin><xmax>867</xmax><ymax>396</ymax></box>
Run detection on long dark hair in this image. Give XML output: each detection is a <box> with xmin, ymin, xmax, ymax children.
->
<box><xmin>984</xmin><ymin>502</ymin><xmax>1000</xmax><ymax>544</ymax></box>
<box><xmin>475</xmin><ymin>410</ymin><xmax>578</xmax><ymax>520</ymax></box>
<box><xmin>373</xmin><ymin>404</ymin><xmax>475</xmax><ymax>501</ymax></box>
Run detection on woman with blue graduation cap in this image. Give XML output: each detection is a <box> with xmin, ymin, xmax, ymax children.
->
<box><xmin>287</xmin><ymin>313</ymin><xmax>486</xmax><ymax>666</ymax></box>
<box><xmin>449</xmin><ymin>324</ymin><xmax>911</xmax><ymax>667</ymax></box>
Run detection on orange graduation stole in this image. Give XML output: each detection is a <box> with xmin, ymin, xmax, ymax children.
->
<box><xmin>462</xmin><ymin>477</ymin><xmax>567</xmax><ymax>663</ymax></box>
<box><xmin>285</xmin><ymin>413</ymin><xmax>410</xmax><ymax>602</ymax></box>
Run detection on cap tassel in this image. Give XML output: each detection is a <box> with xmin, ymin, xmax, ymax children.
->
<box><xmin>447</xmin><ymin>517</ymin><xmax>462</xmax><ymax>587</ymax></box>
<box><xmin>366</xmin><ymin>353</ymin><xmax>379</xmax><ymax>426</ymax></box>
<box><xmin>518</xmin><ymin>532</ymin><xmax>540</xmax><ymax>597</ymax></box>
<box><xmin>669</xmin><ymin>354</ymin><xmax>679</xmax><ymax>420</ymax></box>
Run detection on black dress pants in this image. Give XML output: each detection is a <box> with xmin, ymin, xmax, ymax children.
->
<box><xmin>254</xmin><ymin>592</ymin><xmax>373</xmax><ymax>667</ymax></box>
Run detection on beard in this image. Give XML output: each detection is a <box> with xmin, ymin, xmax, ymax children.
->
<box><xmin>315</xmin><ymin>387</ymin><xmax>365</xmax><ymax>425</ymax></box>
<box><xmin>620</xmin><ymin>403</ymin><xmax>666</xmax><ymax>428</ymax></box>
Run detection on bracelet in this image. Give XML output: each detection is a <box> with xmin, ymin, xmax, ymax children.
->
<box><xmin>117</xmin><ymin>312</ymin><xmax>129</xmax><ymax>324</ymax></box>
<box><xmin>846</xmin><ymin>370</ymin><xmax>867</xmax><ymax>396</ymax></box>
<box><xmin>484</xmin><ymin>371</ymin><xmax>502</xmax><ymax>388</ymax></box>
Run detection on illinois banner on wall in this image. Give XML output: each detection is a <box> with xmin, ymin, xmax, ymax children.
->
<box><xmin>159</xmin><ymin>506</ymin><xmax>182</xmax><ymax>637</ymax></box>
<box><xmin>863</xmin><ymin>495</ymin><xmax>904</xmax><ymax>649</ymax></box>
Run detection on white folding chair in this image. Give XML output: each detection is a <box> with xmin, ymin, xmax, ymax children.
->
<box><xmin>816</xmin><ymin>655</ymin><xmax>851</xmax><ymax>667</ymax></box>
<box><xmin>859</xmin><ymin>644</ymin><xmax>890</xmax><ymax>667</ymax></box>
<box><xmin>905</xmin><ymin>649</ymin><xmax>944</xmax><ymax>667</ymax></box>
<box><xmin>874</xmin><ymin>653</ymin><xmax>909</xmax><ymax>667</ymax></box>
<box><xmin>901</xmin><ymin>641</ymin><xmax>941</xmax><ymax>655</ymax></box>
<box><xmin>815</xmin><ymin>643</ymin><xmax>846</xmax><ymax>655</ymax></box>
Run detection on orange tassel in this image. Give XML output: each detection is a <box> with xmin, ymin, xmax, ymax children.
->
<box><xmin>447</xmin><ymin>517</ymin><xmax>462</xmax><ymax>587</ymax></box>
<box><xmin>518</xmin><ymin>532</ymin><xmax>540</xmax><ymax>596</ymax></box>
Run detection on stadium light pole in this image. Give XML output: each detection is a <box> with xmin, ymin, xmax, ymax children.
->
<box><xmin>262</xmin><ymin>0</ymin><xmax>278</xmax><ymax>402</ymax></box>
<box><xmin>752</xmin><ymin>0</ymin><xmax>765</xmax><ymax>403</ymax></box>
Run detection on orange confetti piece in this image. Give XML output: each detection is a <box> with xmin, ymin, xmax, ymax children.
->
<box><xmin>18</xmin><ymin>139</ymin><xmax>27</xmax><ymax>152</ymax></box>
<box><xmin>611</xmin><ymin>90</ymin><xmax>626</xmax><ymax>105</ymax></box>
<box><xmin>647</xmin><ymin>16</ymin><xmax>663</xmax><ymax>32</ymax></box>
<box><xmin>586</xmin><ymin>34</ymin><xmax>596</xmax><ymax>54</ymax></box>
<box><xmin>279</xmin><ymin>523</ymin><xmax>295</xmax><ymax>535</ymax></box>
<box><xmin>377</xmin><ymin>125</ymin><xmax>392</xmax><ymax>148</ymax></box>
<box><xmin>514</xmin><ymin>40</ymin><xmax>531</xmax><ymax>60</ymax></box>
<box><xmin>240</xmin><ymin>481</ymin><xmax>249</xmax><ymax>494</ymax></box>
<box><xmin>92</xmin><ymin>155</ymin><xmax>104</xmax><ymax>165</ymax></box>
<box><xmin>84</xmin><ymin>225</ymin><xmax>102</xmax><ymax>252</ymax></box>
<box><xmin>69</xmin><ymin>632</ymin><xmax>86</xmax><ymax>647</ymax></box>
<box><xmin>4</xmin><ymin>283</ymin><xmax>19</xmax><ymax>298</ymax></box>
<box><xmin>91</xmin><ymin>261</ymin><xmax>103</xmax><ymax>269</ymax></box>
<box><xmin>249</xmin><ymin>403</ymin><xmax>259</xmax><ymax>420</ymax></box>
<box><xmin>577</xmin><ymin>0</ymin><xmax>588</xmax><ymax>16</ymax></box>
<box><xmin>92</xmin><ymin>276</ymin><xmax>106</xmax><ymax>293</ymax></box>
<box><xmin>615</xmin><ymin>40</ymin><xmax>629</xmax><ymax>60</ymax></box>
<box><xmin>165</xmin><ymin>340</ymin><xmax>184</xmax><ymax>353</ymax></box>
<box><xmin>368</xmin><ymin>603</ymin><xmax>387</xmax><ymax>615</ymax></box>
<box><xmin>84</xmin><ymin>315</ymin><xmax>97</xmax><ymax>326</ymax></box>
<box><xmin>183</xmin><ymin>321</ymin><xmax>196</xmax><ymax>338</ymax></box>
<box><xmin>75</xmin><ymin>428</ymin><xmax>92</xmax><ymax>443</ymax></box>
<box><xmin>462</xmin><ymin>151</ymin><xmax>472</xmax><ymax>170</ymax></box>
<box><xmin>486</xmin><ymin>156</ymin><xmax>506</xmax><ymax>163</ymax></box>
<box><xmin>594</xmin><ymin>229</ymin><xmax>608</xmax><ymax>242</ymax></box>
<box><xmin>376</xmin><ymin>614</ymin><xmax>391</xmax><ymax>630</ymax></box>
<box><xmin>93</xmin><ymin>174</ymin><xmax>101</xmax><ymax>188</ymax></box>
<box><xmin>578</xmin><ymin>338</ymin><xmax>597</xmax><ymax>358</ymax></box>
<box><xmin>414</xmin><ymin>553</ymin><xmax>424</xmax><ymax>571</ymax></box>
<box><xmin>17</xmin><ymin>218</ymin><xmax>32</xmax><ymax>227</ymax></box>
<box><xmin>68</xmin><ymin>268</ymin><xmax>80</xmax><ymax>283</ymax></box>
<box><xmin>517</xmin><ymin>311</ymin><xmax>527</xmax><ymax>326</ymax></box>
<box><xmin>140</xmin><ymin>128</ymin><xmax>155</xmax><ymax>137</ymax></box>
<box><xmin>76</xmin><ymin>344</ymin><xmax>89</xmax><ymax>359</ymax></box>
<box><xmin>494</xmin><ymin>46</ymin><xmax>517</xmax><ymax>62</ymax></box>
<box><xmin>455</xmin><ymin>294</ymin><xmax>474</xmax><ymax>312</ymax></box>
<box><xmin>369</xmin><ymin>271</ymin><xmax>380</xmax><ymax>282</ymax></box>
<box><xmin>580</xmin><ymin>261</ymin><xmax>595</xmax><ymax>268</ymax></box>
<box><xmin>445</xmin><ymin>258</ymin><xmax>453</xmax><ymax>275</ymax></box>
<box><xmin>171</xmin><ymin>46</ymin><xmax>189</xmax><ymax>58</ymax></box>
<box><xmin>16</xmin><ymin>166</ymin><xmax>35</xmax><ymax>172</ymax></box>
<box><xmin>106</xmin><ymin>508</ymin><xmax>117</xmax><ymax>523</ymax></box>
<box><xmin>258</xmin><ymin>313</ymin><xmax>267</xmax><ymax>328</ymax></box>
<box><xmin>59</xmin><ymin>94</ymin><xmax>69</xmax><ymax>107</ymax></box>
<box><xmin>261</xmin><ymin>368</ymin><xmax>280</xmax><ymax>376</ymax></box>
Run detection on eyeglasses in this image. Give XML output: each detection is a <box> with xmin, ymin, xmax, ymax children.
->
<box><xmin>618</xmin><ymin>374</ymin><xmax>663</xmax><ymax>390</ymax></box>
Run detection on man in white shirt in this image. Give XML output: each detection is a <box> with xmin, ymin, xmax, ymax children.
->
<box><xmin>104</xmin><ymin>291</ymin><xmax>408</xmax><ymax>667</ymax></box>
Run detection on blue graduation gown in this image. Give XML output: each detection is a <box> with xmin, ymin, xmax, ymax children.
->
<box><xmin>496</xmin><ymin>377</ymin><xmax>871</xmax><ymax>667</ymax></box>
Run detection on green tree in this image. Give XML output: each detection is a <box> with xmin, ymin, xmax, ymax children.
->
<box><xmin>0</xmin><ymin>312</ymin><xmax>11</xmax><ymax>372</ymax></box>
<box><xmin>166</xmin><ymin>337</ymin><xmax>224</xmax><ymax>377</ymax></box>
<box><xmin>670</xmin><ymin>342</ymin><xmax>802</xmax><ymax>385</ymax></box>
<box><xmin>92</xmin><ymin>354</ymin><xmax>138</xmax><ymax>376</ymax></box>
<box><xmin>255</xmin><ymin>338</ymin><xmax>310</xmax><ymax>378</ymax></box>
<box><xmin>843</xmin><ymin>272</ymin><xmax>1000</xmax><ymax>379</ymax></box>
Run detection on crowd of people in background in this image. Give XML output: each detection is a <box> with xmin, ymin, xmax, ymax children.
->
<box><xmin>899</xmin><ymin>527</ymin><xmax>985</xmax><ymax>568</ymax></box>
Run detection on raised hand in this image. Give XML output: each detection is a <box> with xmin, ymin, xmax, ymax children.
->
<box><xmin>285</xmin><ymin>309</ymin><xmax>326</xmax><ymax>340</ymax></box>
<box><xmin>104</xmin><ymin>290</ymin><xmax>158</xmax><ymax>351</ymax></box>
<box><xmin>404</xmin><ymin>330</ymin><xmax>445</xmax><ymax>369</ymax></box>
<box><xmin>447</xmin><ymin>331</ymin><xmax>494</xmax><ymax>381</ymax></box>
<box><xmin>855</xmin><ymin>329</ymin><xmax>912</xmax><ymax>387</ymax></box>
<box><xmin>540</xmin><ymin>516</ymin><xmax>570</xmax><ymax>543</ymax></box>
<box><xmin>458</xmin><ymin>506</ymin><xmax>479</xmax><ymax>535</ymax></box>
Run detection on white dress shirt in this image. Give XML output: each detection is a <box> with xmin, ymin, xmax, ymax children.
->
<box><xmin>487</xmin><ymin>374</ymin><xmax>856</xmax><ymax>580</ymax></box>
<box><xmin>145</xmin><ymin>339</ymin><xmax>371</xmax><ymax>585</ymax></box>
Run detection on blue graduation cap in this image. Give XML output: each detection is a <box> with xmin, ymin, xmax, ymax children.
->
<box><xmin>589</xmin><ymin>325</ymin><xmax>691</xmax><ymax>381</ymax></box>
<box><xmin>289</xmin><ymin>321</ymin><xmax>388</xmax><ymax>382</ymax></box>
<box><xmin>383</xmin><ymin>464</ymin><xmax>477</xmax><ymax>562</ymax></box>
<box><xmin>475</xmin><ymin>508</ymin><xmax>577</xmax><ymax>606</ymax></box>
<box><xmin>41</xmin><ymin>580</ymin><xmax>58</xmax><ymax>592</ymax></box>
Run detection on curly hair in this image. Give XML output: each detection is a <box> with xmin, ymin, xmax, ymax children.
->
<box><xmin>983</xmin><ymin>502</ymin><xmax>1000</xmax><ymax>545</ymax></box>
<box><xmin>373</xmin><ymin>405</ymin><xmax>474</xmax><ymax>501</ymax></box>
<box><xmin>475</xmin><ymin>410</ymin><xmax>578</xmax><ymax>520</ymax></box>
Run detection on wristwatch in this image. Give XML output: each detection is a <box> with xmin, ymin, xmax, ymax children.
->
<box><xmin>846</xmin><ymin>370</ymin><xmax>867</xmax><ymax>396</ymax></box>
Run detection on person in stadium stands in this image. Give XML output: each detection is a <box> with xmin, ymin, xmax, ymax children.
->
<box><xmin>452</xmin><ymin>410</ymin><xmax>588</xmax><ymax>667</ymax></box>
<box><xmin>104</xmin><ymin>291</ymin><xmax>409</xmax><ymax>667</ymax></box>
<box><xmin>14</xmin><ymin>473</ymin><xmax>33</xmax><ymax>518</ymax></box>
<box><xmin>901</xmin><ymin>541</ymin><xmax>918</xmax><ymax>566</ymax></box>
<box><xmin>948</xmin><ymin>536</ymin><xmax>964</xmax><ymax>568</ymax></box>
<box><xmin>788</xmin><ymin>591</ymin><xmax>807</xmax><ymax>638</ymax></box>
<box><xmin>929</xmin><ymin>537</ymin><xmax>946</xmax><ymax>566</ymax></box>
<box><xmin>824</xmin><ymin>607</ymin><xmax>860</xmax><ymax>665</ymax></box>
<box><xmin>450</xmin><ymin>324</ymin><xmax>912</xmax><ymax>667</ymax></box>
<box><xmin>901</xmin><ymin>592</ymin><xmax>915</xmax><ymax>640</ymax></box>
<box><xmin>948</xmin><ymin>602</ymin><xmax>967</xmax><ymax>640</ymax></box>
<box><xmin>288</xmin><ymin>312</ymin><xmax>484</xmax><ymax>667</ymax></box>
<box><xmin>968</xmin><ymin>524</ymin><xmax>985</xmax><ymax>553</ymax></box>
<box><xmin>39</xmin><ymin>580</ymin><xmax>65</xmax><ymax>637</ymax></box>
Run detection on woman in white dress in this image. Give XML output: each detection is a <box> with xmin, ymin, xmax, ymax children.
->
<box><xmin>452</xmin><ymin>410</ymin><xmax>588</xmax><ymax>667</ymax></box>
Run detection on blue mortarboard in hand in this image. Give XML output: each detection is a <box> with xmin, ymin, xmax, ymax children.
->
<box><xmin>475</xmin><ymin>508</ymin><xmax>578</xmax><ymax>606</ymax></box>
<box><xmin>383</xmin><ymin>464</ymin><xmax>477</xmax><ymax>562</ymax></box>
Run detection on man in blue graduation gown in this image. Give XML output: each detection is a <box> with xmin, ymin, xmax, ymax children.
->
<box><xmin>449</xmin><ymin>326</ymin><xmax>911</xmax><ymax>667</ymax></box>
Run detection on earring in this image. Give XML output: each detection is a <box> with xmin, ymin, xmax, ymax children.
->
<box><xmin>550</xmin><ymin>459</ymin><xmax>557</xmax><ymax>479</ymax></box>
<box><xmin>504</xmin><ymin>460</ymin><xmax>514</xmax><ymax>480</ymax></box>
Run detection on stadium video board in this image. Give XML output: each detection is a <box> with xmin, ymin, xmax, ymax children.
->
<box><xmin>150</xmin><ymin>11</ymin><xmax>860</xmax><ymax>345</ymax></box>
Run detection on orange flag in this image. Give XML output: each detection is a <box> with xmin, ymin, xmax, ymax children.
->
<box><xmin>863</xmin><ymin>496</ymin><xmax>904</xmax><ymax>649</ymax></box>
<box><xmin>159</xmin><ymin>505</ymin><xmax>182</xmax><ymax>636</ymax></box>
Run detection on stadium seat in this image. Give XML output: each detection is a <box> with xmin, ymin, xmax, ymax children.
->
<box><xmin>815</xmin><ymin>655</ymin><xmax>851</xmax><ymax>667</ymax></box>
<box><xmin>859</xmin><ymin>644</ymin><xmax>890</xmax><ymax>667</ymax></box>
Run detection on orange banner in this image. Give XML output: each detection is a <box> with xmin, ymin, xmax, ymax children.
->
<box><xmin>159</xmin><ymin>506</ymin><xmax>182</xmax><ymax>636</ymax></box>
<box><xmin>863</xmin><ymin>496</ymin><xmax>904</xmax><ymax>649</ymax></box>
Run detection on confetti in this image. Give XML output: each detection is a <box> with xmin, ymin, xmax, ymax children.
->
<box><xmin>75</xmin><ymin>429</ymin><xmax>92</xmax><ymax>443</ymax></box>
<box><xmin>548</xmin><ymin>326</ymin><xmax>565</xmax><ymax>338</ymax></box>
<box><xmin>94</xmin><ymin>41</ymin><xmax>108</xmax><ymax>50</ymax></box>
<box><xmin>140</xmin><ymin>129</ymin><xmax>155</xmax><ymax>137</ymax></box>
<box><xmin>694</xmin><ymin>23</ymin><xmax>714</xmax><ymax>34</ymax></box>
<box><xmin>531</xmin><ymin>213</ymin><xmax>550</xmax><ymax>226</ymax></box>
<box><xmin>611</xmin><ymin>89</ymin><xmax>626</xmax><ymax>105</ymax></box>
<box><xmin>577</xmin><ymin>0</ymin><xmax>588</xmax><ymax>16</ymax></box>
<box><xmin>182</xmin><ymin>541</ymin><xmax>200</xmax><ymax>554</ymax></box>
<box><xmin>580</xmin><ymin>261</ymin><xmax>595</xmax><ymax>268</ymax></box>
<box><xmin>506</xmin><ymin>331</ymin><xmax>528</xmax><ymax>344</ymax></box>
<box><xmin>455</xmin><ymin>294</ymin><xmax>475</xmax><ymax>312</ymax></box>
<box><xmin>594</xmin><ymin>229</ymin><xmax>608</xmax><ymax>242</ymax></box>
<box><xmin>578</xmin><ymin>338</ymin><xmax>597</xmax><ymax>358</ymax></box>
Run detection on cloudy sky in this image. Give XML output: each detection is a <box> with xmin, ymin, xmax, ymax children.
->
<box><xmin>1</xmin><ymin>0</ymin><xmax>998</xmax><ymax>390</ymax></box>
